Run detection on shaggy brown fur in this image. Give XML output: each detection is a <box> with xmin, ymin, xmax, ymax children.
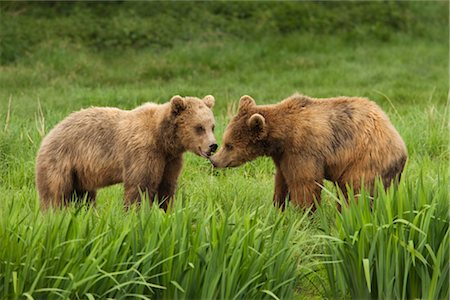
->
<box><xmin>36</xmin><ymin>95</ymin><xmax>217</xmax><ymax>210</ymax></box>
<box><xmin>210</xmin><ymin>94</ymin><xmax>407</xmax><ymax>211</ymax></box>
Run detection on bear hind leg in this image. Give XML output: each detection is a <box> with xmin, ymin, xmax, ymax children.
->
<box><xmin>41</xmin><ymin>179</ymin><xmax>75</xmax><ymax>209</ymax></box>
<box><xmin>73</xmin><ymin>189</ymin><xmax>97</xmax><ymax>207</ymax></box>
<box><xmin>337</xmin><ymin>178</ymin><xmax>375</xmax><ymax>211</ymax></box>
<box><xmin>382</xmin><ymin>154</ymin><xmax>407</xmax><ymax>188</ymax></box>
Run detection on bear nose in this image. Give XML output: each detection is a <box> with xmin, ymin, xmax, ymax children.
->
<box><xmin>209</xmin><ymin>143</ymin><xmax>218</xmax><ymax>153</ymax></box>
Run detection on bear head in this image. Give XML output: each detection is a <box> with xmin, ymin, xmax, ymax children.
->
<box><xmin>170</xmin><ymin>95</ymin><xmax>218</xmax><ymax>158</ymax></box>
<box><xmin>210</xmin><ymin>95</ymin><xmax>269</xmax><ymax>168</ymax></box>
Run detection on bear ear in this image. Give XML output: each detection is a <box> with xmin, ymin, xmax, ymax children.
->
<box><xmin>202</xmin><ymin>95</ymin><xmax>215</xmax><ymax>109</ymax></box>
<box><xmin>239</xmin><ymin>95</ymin><xmax>256</xmax><ymax>111</ymax></box>
<box><xmin>170</xmin><ymin>95</ymin><xmax>187</xmax><ymax>115</ymax></box>
<box><xmin>247</xmin><ymin>113</ymin><xmax>266</xmax><ymax>138</ymax></box>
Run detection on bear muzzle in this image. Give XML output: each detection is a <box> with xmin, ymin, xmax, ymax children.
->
<box><xmin>197</xmin><ymin>143</ymin><xmax>218</xmax><ymax>158</ymax></box>
<box><xmin>209</xmin><ymin>155</ymin><xmax>232</xmax><ymax>168</ymax></box>
<box><xmin>204</xmin><ymin>143</ymin><xmax>218</xmax><ymax>157</ymax></box>
<box><xmin>209</xmin><ymin>143</ymin><xmax>218</xmax><ymax>153</ymax></box>
<box><xmin>209</xmin><ymin>157</ymin><xmax>219</xmax><ymax>168</ymax></box>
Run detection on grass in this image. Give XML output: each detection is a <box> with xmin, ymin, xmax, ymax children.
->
<box><xmin>1</xmin><ymin>195</ymin><xmax>316</xmax><ymax>299</ymax></box>
<box><xmin>317</xmin><ymin>175</ymin><xmax>449</xmax><ymax>299</ymax></box>
<box><xmin>0</xmin><ymin>2</ymin><xmax>449</xmax><ymax>299</ymax></box>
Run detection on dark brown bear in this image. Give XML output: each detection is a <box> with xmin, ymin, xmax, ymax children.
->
<box><xmin>36</xmin><ymin>95</ymin><xmax>217</xmax><ymax>210</ymax></box>
<box><xmin>210</xmin><ymin>94</ymin><xmax>407</xmax><ymax>211</ymax></box>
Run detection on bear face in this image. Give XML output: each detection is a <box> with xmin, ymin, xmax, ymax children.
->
<box><xmin>210</xmin><ymin>95</ymin><xmax>268</xmax><ymax>168</ymax></box>
<box><xmin>170</xmin><ymin>95</ymin><xmax>218</xmax><ymax>158</ymax></box>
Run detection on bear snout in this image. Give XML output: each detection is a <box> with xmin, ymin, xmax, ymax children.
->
<box><xmin>209</xmin><ymin>154</ymin><xmax>229</xmax><ymax>168</ymax></box>
<box><xmin>209</xmin><ymin>143</ymin><xmax>218</xmax><ymax>153</ymax></box>
<box><xmin>209</xmin><ymin>158</ymin><xmax>217</xmax><ymax>168</ymax></box>
<box><xmin>203</xmin><ymin>143</ymin><xmax>218</xmax><ymax>157</ymax></box>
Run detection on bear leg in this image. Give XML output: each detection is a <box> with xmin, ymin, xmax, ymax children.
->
<box><xmin>123</xmin><ymin>153</ymin><xmax>165</xmax><ymax>209</ymax></box>
<box><xmin>336</xmin><ymin>185</ymin><xmax>348</xmax><ymax>212</ymax></box>
<box><xmin>41</xmin><ymin>177</ymin><xmax>75</xmax><ymax>209</ymax></box>
<box><xmin>73</xmin><ymin>189</ymin><xmax>97</xmax><ymax>207</ymax></box>
<box><xmin>157</xmin><ymin>157</ymin><xmax>183</xmax><ymax>211</ymax></box>
<box><xmin>124</xmin><ymin>185</ymin><xmax>158</xmax><ymax>208</ymax></box>
<box><xmin>288</xmin><ymin>181</ymin><xmax>322</xmax><ymax>212</ymax></box>
<box><xmin>381</xmin><ymin>154</ymin><xmax>407</xmax><ymax>188</ymax></box>
<box><xmin>280</xmin><ymin>156</ymin><xmax>323</xmax><ymax>212</ymax></box>
<box><xmin>337</xmin><ymin>178</ymin><xmax>374</xmax><ymax>211</ymax></box>
<box><xmin>273</xmin><ymin>167</ymin><xmax>289</xmax><ymax>210</ymax></box>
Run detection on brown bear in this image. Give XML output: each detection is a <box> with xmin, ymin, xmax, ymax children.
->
<box><xmin>36</xmin><ymin>95</ymin><xmax>217</xmax><ymax>210</ymax></box>
<box><xmin>210</xmin><ymin>94</ymin><xmax>407</xmax><ymax>211</ymax></box>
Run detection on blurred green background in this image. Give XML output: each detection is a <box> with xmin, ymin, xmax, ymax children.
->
<box><xmin>1</xmin><ymin>1</ymin><xmax>446</xmax><ymax>64</ymax></box>
<box><xmin>1</xmin><ymin>1</ymin><xmax>447</xmax><ymax>114</ymax></box>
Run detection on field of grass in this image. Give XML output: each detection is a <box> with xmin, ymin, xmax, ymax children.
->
<box><xmin>0</xmin><ymin>2</ymin><xmax>449</xmax><ymax>299</ymax></box>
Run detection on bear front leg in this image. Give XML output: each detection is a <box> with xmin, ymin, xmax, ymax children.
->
<box><xmin>123</xmin><ymin>153</ymin><xmax>165</xmax><ymax>208</ymax></box>
<box><xmin>288</xmin><ymin>182</ymin><xmax>322</xmax><ymax>212</ymax></box>
<box><xmin>157</xmin><ymin>157</ymin><xmax>183</xmax><ymax>211</ymax></box>
<box><xmin>281</xmin><ymin>156</ymin><xmax>323</xmax><ymax>212</ymax></box>
<box><xmin>273</xmin><ymin>167</ymin><xmax>289</xmax><ymax>210</ymax></box>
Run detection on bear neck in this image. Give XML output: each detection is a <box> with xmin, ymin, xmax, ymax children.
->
<box><xmin>251</xmin><ymin>106</ymin><xmax>288</xmax><ymax>158</ymax></box>
<box><xmin>255</xmin><ymin>138</ymin><xmax>283</xmax><ymax>158</ymax></box>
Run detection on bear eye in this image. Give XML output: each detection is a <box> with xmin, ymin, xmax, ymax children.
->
<box><xmin>225</xmin><ymin>143</ymin><xmax>233</xmax><ymax>151</ymax></box>
<box><xmin>212</xmin><ymin>125</ymin><xmax>215</xmax><ymax>132</ymax></box>
<box><xmin>195</xmin><ymin>125</ymin><xmax>205</xmax><ymax>135</ymax></box>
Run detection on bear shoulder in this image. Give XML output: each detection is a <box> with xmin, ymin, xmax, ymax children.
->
<box><xmin>128</xmin><ymin>102</ymin><xmax>169</xmax><ymax>120</ymax></box>
<box><xmin>319</xmin><ymin>96</ymin><xmax>372</xmax><ymax>106</ymax></box>
<box><xmin>131</xmin><ymin>102</ymin><xmax>161</xmax><ymax>113</ymax></box>
<box><xmin>279</xmin><ymin>93</ymin><xmax>313</xmax><ymax>110</ymax></box>
<box><xmin>119</xmin><ymin>102</ymin><xmax>172</xmax><ymax>147</ymax></box>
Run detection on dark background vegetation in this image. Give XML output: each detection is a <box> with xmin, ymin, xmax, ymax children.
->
<box><xmin>1</xmin><ymin>1</ymin><xmax>447</xmax><ymax>64</ymax></box>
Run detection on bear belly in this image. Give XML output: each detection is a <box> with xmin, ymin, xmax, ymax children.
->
<box><xmin>72</xmin><ymin>153</ymin><xmax>124</xmax><ymax>190</ymax></box>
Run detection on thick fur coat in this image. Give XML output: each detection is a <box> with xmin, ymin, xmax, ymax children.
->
<box><xmin>211</xmin><ymin>94</ymin><xmax>407</xmax><ymax>210</ymax></box>
<box><xmin>36</xmin><ymin>95</ymin><xmax>217</xmax><ymax>210</ymax></box>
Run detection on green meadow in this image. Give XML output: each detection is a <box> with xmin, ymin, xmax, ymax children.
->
<box><xmin>0</xmin><ymin>2</ymin><xmax>448</xmax><ymax>299</ymax></box>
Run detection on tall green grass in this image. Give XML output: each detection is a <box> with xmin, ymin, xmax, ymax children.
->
<box><xmin>0</xmin><ymin>195</ymin><xmax>316</xmax><ymax>299</ymax></box>
<box><xmin>317</xmin><ymin>175</ymin><xmax>449</xmax><ymax>299</ymax></box>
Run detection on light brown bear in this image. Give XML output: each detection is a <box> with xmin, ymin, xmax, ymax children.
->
<box><xmin>36</xmin><ymin>95</ymin><xmax>217</xmax><ymax>210</ymax></box>
<box><xmin>210</xmin><ymin>94</ymin><xmax>407</xmax><ymax>211</ymax></box>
